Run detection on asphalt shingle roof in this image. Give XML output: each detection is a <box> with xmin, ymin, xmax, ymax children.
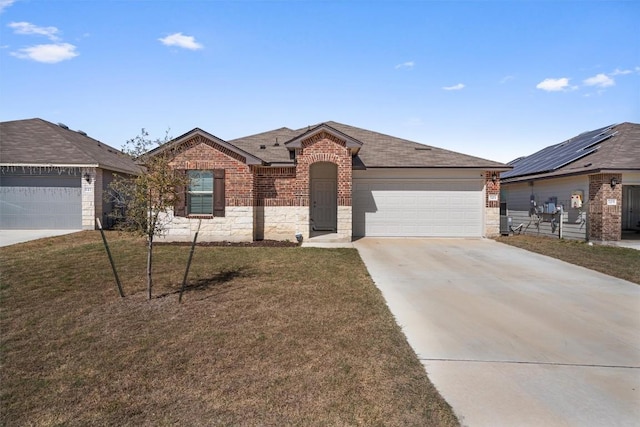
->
<box><xmin>229</xmin><ymin>121</ymin><xmax>508</xmax><ymax>168</ymax></box>
<box><xmin>0</xmin><ymin>118</ymin><xmax>141</xmax><ymax>174</ymax></box>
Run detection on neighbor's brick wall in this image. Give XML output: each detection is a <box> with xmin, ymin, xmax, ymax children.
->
<box><xmin>588</xmin><ymin>173</ymin><xmax>622</xmax><ymax>241</ymax></box>
<box><xmin>485</xmin><ymin>171</ymin><xmax>500</xmax><ymax>208</ymax></box>
<box><xmin>484</xmin><ymin>171</ymin><xmax>500</xmax><ymax>237</ymax></box>
<box><xmin>168</xmin><ymin>136</ymin><xmax>254</xmax><ymax>207</ymax></box>
<box><xmin>294</xmin><ymin>131</ymin><xmax>353</xmax><ymax>207</ymax></box>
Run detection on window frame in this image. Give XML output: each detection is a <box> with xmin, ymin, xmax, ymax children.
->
<box><xmin>187</xmin><ymin>170</ymin><xmax>214</xmax><ymax>216</ymax></box>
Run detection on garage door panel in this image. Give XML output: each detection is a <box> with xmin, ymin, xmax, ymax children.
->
<box><xmin>0</xmin><ymin>183</ymin><xmax>82</xmax><ymax>229</ymax></box>
<box><xmin>353</xmin><ymin>179</ymin><xmax>483</xmax><ymax>237</ymax></box>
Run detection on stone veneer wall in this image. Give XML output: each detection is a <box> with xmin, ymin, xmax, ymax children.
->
<box><xmin>588</xmin><ymin>173</ymin><xmax>622</xmax><ymax>241</ymax></box>
<box><xmin>337</xmin><ymin>206</ymin><xmax>352</xmax><ymax>240</ymax></box>
<box><xmin>81</xmin><ymin>167</ymin><xmax>98</xmax><ymax>230</ymax></box>
<box><xmin>157</xmin><ymin>207</ymin><xmax>254</xmax><ymax>242</ymax></box>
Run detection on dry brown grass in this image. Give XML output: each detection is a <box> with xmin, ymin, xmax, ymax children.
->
<box><xmin>0</xmin><ymin>231</ymin><xmax>459</xmax><ymax>426</ymax></box>
<box><xmin>494</xmin><ymin>235</ymin><xmax>640</xmax><ymax>284</ymax></box>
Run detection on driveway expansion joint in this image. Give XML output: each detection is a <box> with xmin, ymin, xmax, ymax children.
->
<box><xmin>420</xmin><ymin>358</ymin><xmax>640</xmax><ymax>369</ymax></box>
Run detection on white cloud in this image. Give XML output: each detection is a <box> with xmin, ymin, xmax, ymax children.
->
<box><xmin>536</xmin><ymin>77</ymin><xmax>572</xmax><ymax>92</ymax></box>
<box><xmin>583</xmin><ymin>73</ymin><xmax>615</xmax><ymax>88</ymax></box>
<box><xmin>0</xmin><ymin>0</ymin><xmax>15</xmax><ymax>13</ymax></box>
<box><xmin>442</xmin><ymin>83</ymin><xmax>465</xmax><ymax>91</ymax></box>
<box><xmin>395</xmin><ymin>61</ymin><xmax>414</xmax><ymax>70</ymax></box>
<box><xmin>500</xmin><ymin>75</ymin><xmax>515</xmax><ymax>84</ymax></box>
<box><xmin>9</xmin><ymin>21</ymin><xmax>60</xmax><ymax>41</ymax></box>
<box><xmin>610</xmin><ymin>68</ymin><xmax>632</xmax><ymax>76</ymax></box>
<box><xmin>159</xmin><ymin>32</ymin><xmax>203</xmax><ymax>50</ymax></box>
<box><xmin>10</xmin><ymin>43</ymin><xmax>78</xmax><ymax>63</ymax></box>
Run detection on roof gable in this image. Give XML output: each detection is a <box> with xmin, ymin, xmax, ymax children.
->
<box><xmin>147</xmin><ymin>128</ymin><xmax>264</xmax><ymax>166</ymax></box>
<box><xmin>284</xmin><ymin>123</ymin><xmax>363</xmax><ymax>154</ymax></box>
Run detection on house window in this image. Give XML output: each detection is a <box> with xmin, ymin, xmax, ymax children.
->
<box><xmin>188</xmin><ymin>170</ymin><xmax>213</xmax><ymax>215</ymax></box>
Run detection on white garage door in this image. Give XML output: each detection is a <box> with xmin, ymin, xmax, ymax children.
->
<box><xmin>0</xmin><ymin>174</ymin><xmax>82</xmax><ymax>229</ymax></box>
<box><xmin>353</xmin><ymin>179</ymin><xmax>483</xmax><ymax>237</ymax></box>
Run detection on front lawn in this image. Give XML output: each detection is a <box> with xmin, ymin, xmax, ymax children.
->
<box><xmin>494</xmin><ymin>235</ymin><xmax>640</xmax><ymax>284</ymax></box>
<box><xmin>0</xmin><ymin>231</ymin><xmax>458</xmax><ymax>426</ymax></box>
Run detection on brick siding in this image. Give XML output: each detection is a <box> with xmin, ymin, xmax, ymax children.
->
<box><xmin>295</xmin><ymin>132</ymin><xmax>353</xmax><ymax>207</ymax></box>
<box><xmin>485</xmin><ymin>170</ymin><xmax>500</xmax><ymax>208</ymax></box>
<box><xmin>168</xmin><ymin>136</ymin><xmax>254</xmax><ymax>207</ymax></box>
<box><xmin>588</xmin><ymin>173</ymin><xmax>622</xmax><ymax>241</ymax></box>
<box><xmin>253</xmin><ymin>166</ymin><xmax>297</xmax><ymax>206</ymax></box>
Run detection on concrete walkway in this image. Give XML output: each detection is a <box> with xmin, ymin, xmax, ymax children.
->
<box><xmin>355</xmin><ymin>238</ymin><xmax>640</xmax><ymax>427</ymax></box>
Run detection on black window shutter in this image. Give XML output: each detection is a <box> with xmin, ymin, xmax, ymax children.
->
<box><xmin>174</xmin><ymin>169</ymin><xmax>187</xmax><ymax>217</ymax></box>
<box><xmin>213</xmin><ymin>169</ymin><xmax>225</xmax><ymax>217</ymax></box>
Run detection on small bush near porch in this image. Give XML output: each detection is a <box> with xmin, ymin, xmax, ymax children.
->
<box><xmin>0</xmin><ymin>232</ymin><xmax>458</xmax><ymax>426</ymax></box>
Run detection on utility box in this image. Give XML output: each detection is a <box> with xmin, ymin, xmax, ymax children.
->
<box><xmin>499</xmin><ymin>201</ymin><xmax>510</xmax><ymax>235</ymax></box>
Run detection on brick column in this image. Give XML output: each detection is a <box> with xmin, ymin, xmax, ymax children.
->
<box><xmin>485</xmin><ymin>171</ymin><xmax>500</xmax><ymax>237</ymax></box>
<box><xmin>588</xmin><ymin>173</ymin><xmax>622</xmax><ymax>241</ymax></box>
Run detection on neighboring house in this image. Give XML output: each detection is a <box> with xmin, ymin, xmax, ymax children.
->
<box><xmin>146</xmin><ymin>121</ymin><xmax>510</xmax><ymax>242</ymax></box>
<box><xmin>500</xmin><ymin>122</ymin><xmax>640</xmax><ymax>242</ymax></box>
<box><xmin>0</xmin><ymin>118</ymin><xmax>141</xmax><ymax>230</ymax></box>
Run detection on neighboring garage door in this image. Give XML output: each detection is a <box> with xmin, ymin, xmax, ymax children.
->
<box><xmin>0</xmin><ymin>173</ymin><xmax>82</xmax><ymax>229</ymax></box>
<box><xmin>353</xmin><ymin>178</ymin><xmax>483</xmax><ymax>237</ymax></box>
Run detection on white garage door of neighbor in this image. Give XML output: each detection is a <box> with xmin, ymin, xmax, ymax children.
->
<box><xmin>0</xmin><ymin>175</ymin><xmax>82</xmax><ymax>229</ymax></box>
<box><xmin>353</xmin><ymin>179</ymin><xmax>484</xmax><ymax>237</ymax></box>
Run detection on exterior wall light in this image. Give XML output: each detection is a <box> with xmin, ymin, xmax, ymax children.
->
<box><xmin>491</xmin><ymin>173</ymin><xmax>498</xmax><ymax>183</ymax></box>
<box><xmin>84</xmin><ymin>172</ymin><xmax>92</xmax><ymax>183</ymax></box>
<box><xmin>610</xmin><ymin>177</ymin><xmax>618</xmax><ymax>188</ymax></box>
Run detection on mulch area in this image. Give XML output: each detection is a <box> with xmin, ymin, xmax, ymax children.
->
<box><xmin>157</xmin><ymin>240</ymin><xmax>299</xmax><ymax>247</ymax></box>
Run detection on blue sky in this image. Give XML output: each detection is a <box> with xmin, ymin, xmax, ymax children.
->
<box><xmin>1</xmin><ymin>0</ymin><xmax>638</xmax><ymax>163</ymax></box>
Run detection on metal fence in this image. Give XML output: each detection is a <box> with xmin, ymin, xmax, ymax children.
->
<box><xmin>506</xmin><ymin>198</ymin><xmax>588</xmax><ymax>241</ymax></box>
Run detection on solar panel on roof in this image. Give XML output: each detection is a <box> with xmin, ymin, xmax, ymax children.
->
<box><xmin>502</xmin><ymin>124</ymin><xmax>616</xmax><ymax>178</ymax></box>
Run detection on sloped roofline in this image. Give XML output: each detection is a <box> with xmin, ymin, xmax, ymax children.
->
<box><xmin>145</xmin><ymin>127</ymin><xmax>265</xmax><ymax>165</ymax></box>
<box><xmin>0</xmin><ymin>118</ymin><xmax>142</xmax><ymax>175</ymax></box>
<box><xmin>501</xmin><ymin>122</ymin><xmax>639</xmax><ymax>183</ymax></box>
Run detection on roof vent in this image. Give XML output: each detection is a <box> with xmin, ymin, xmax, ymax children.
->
<box><xmin>274</xmin><ymin>138</ymin><xmax>279</xmax><ymax>146</ymax></box>
<box><xmin>415</xmin><ymin>147</ymin><xmax>432</xmax><ymax>151</ymax></box>
<box><xmin>260</xmin><ymin>144</ymin><xmax>266</xmax><ymax>150</ymax></box>
<box><xmin>57</xmin><ymin>122</ymin><xmax>69</xmax><ymax>129</ymax></box>
<box><xmin>77</xmin><ymin>130</ymin><xmax>87</xmax><ymax>136</ymax></box>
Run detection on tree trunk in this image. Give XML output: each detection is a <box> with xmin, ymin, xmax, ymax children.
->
<box><xmin>147</xmin><ymin>234</ymin><xmax>153</xmax><ymax>300</ymax></box>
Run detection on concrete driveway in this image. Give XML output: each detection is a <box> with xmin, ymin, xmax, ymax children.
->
<box><xmin>354</xmin><ymin>238</ymin><xmax>640</xmax><ymax>427</ymax></box>
<box><xmin>0</xmin><ymin>230</ymin><xmax>81</xmax><ymax>247</ymax></box>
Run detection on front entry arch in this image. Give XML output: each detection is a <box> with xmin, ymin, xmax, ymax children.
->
<box><xmin>310</xmin><ymin>162</ymin><xmax>337</xmax><ymax>232</ymax></box>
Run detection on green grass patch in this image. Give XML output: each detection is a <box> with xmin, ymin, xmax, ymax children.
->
<box><xmin>1</xmin><ymin>231</ymin><xmax>458</xmax><ymax>426</ymax></box>
<box><xmin>494</xmin><ymin>235</ymin><xmax>640</xmax><ymax>284</ymax></box>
